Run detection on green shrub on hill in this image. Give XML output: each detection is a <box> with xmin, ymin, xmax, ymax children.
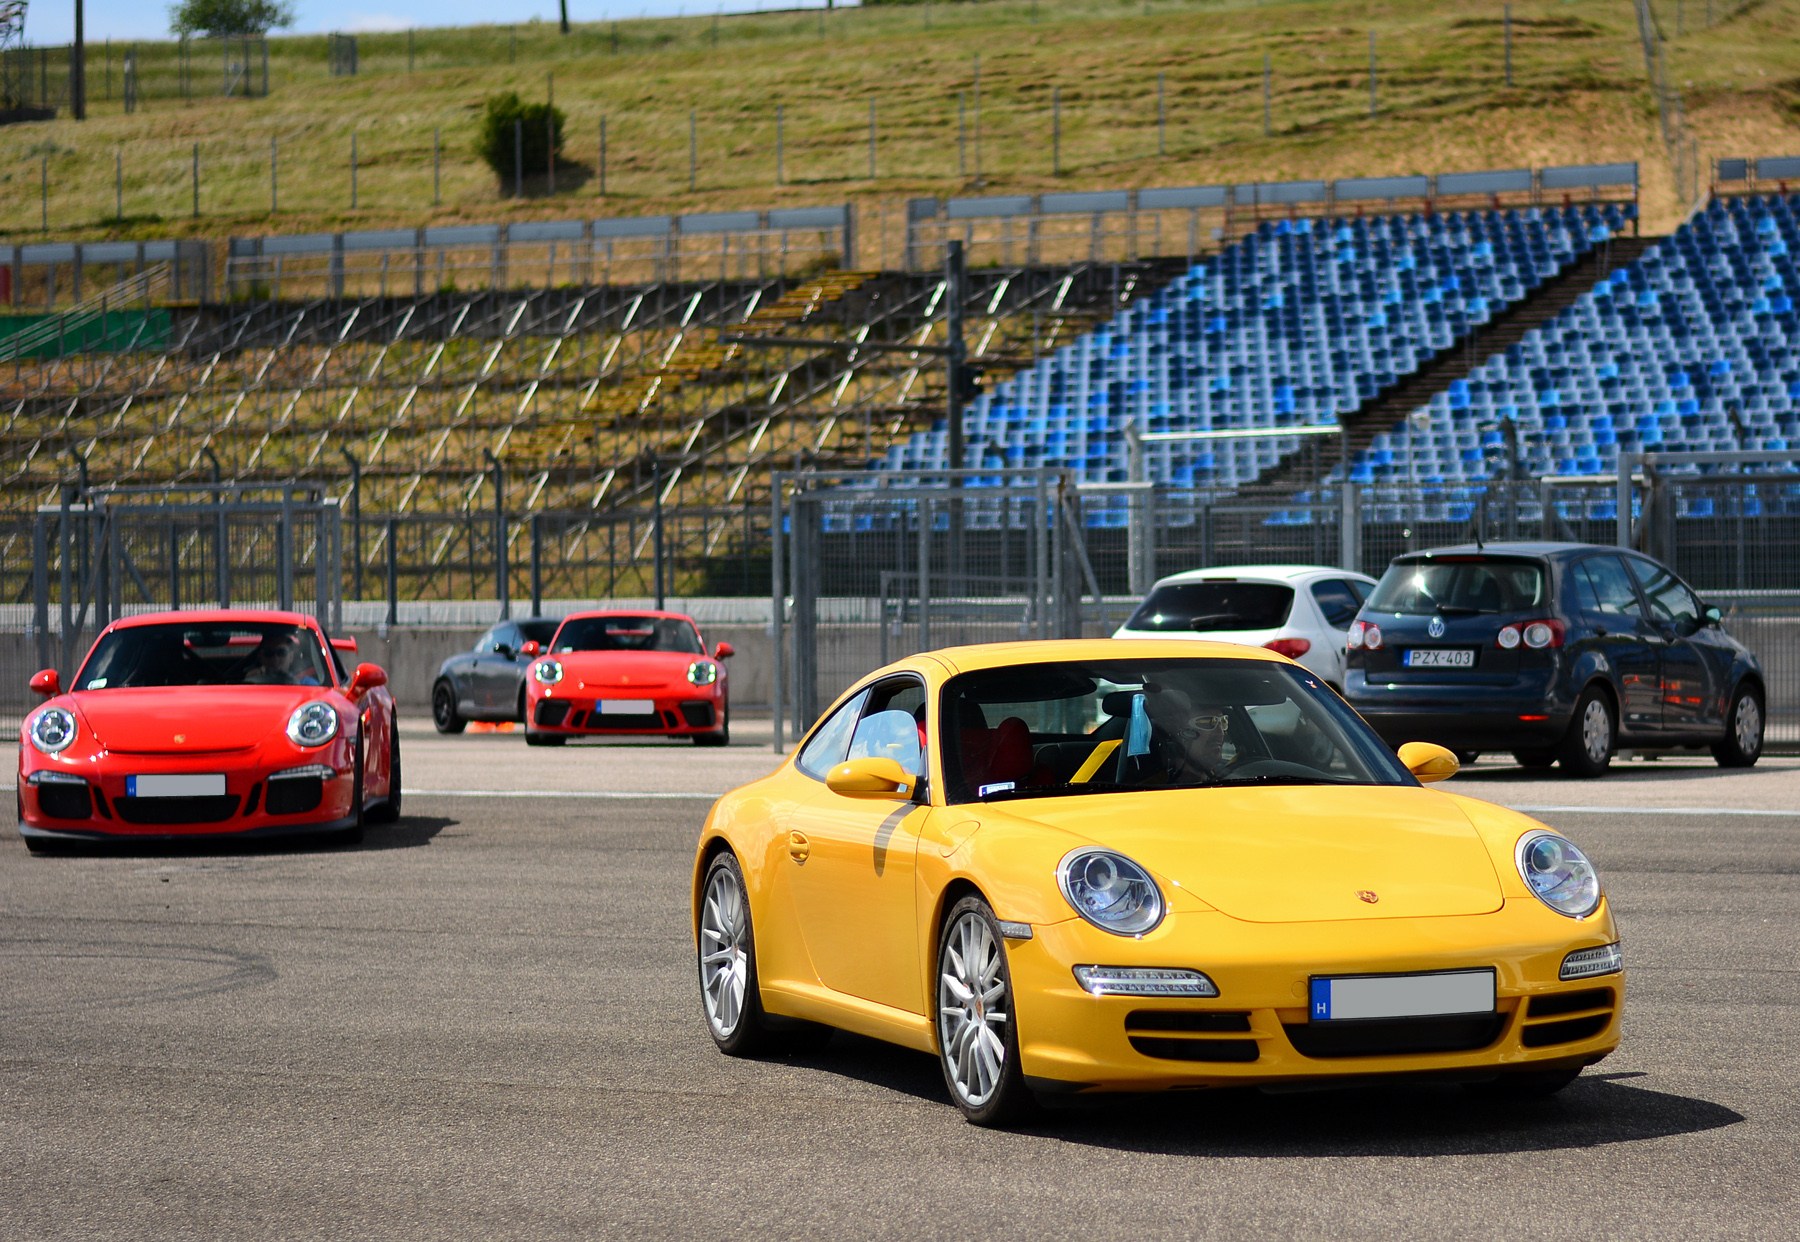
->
<box><xmin>474</xmin><ymin>92</ymin><xmax>566</xmax><ymax>190</ymax></box>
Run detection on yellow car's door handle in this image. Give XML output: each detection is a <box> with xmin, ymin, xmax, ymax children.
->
<box><xmin>787</xmin><ymin>831</ymin><xmax>811</xmax><ymax>863</ymax></box>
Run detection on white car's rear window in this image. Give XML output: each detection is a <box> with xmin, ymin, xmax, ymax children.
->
<box><xmin>1125</xmin><ymin>583</ymin><xmax>1293</xmax><ymax>632</ymax></box>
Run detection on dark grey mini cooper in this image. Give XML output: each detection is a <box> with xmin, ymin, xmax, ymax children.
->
<box><xmin>1345</xmin><ymin>542</ymin><xmax>1764</xmax><ymax>777</ymax></box>
<box><xmin>432</xmin><ymin>617</ymin><xmax>562</xmax><ymax>733</ymax></box>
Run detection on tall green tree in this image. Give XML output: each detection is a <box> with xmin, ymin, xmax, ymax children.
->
<box><xmin>168</xmin><ymin>0</ymin><xmax>296</xmax><ymax>37</ymax></box>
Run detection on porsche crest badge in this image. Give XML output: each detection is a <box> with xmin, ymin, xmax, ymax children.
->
<box><xmin>1357</xmin><ymin>890</ymin><xmax>1379</xmax><ymax>904</ymax></box>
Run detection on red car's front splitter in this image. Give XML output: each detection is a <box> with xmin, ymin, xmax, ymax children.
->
<box><xmin>17</xmin><ymin>773</ymin><xmax>363</xmax><ymax>843</ymax></box>
<box><xmin>529</xmin><ymin>696</ymin><xmax>723</xmax><ymax>736</ymax></box>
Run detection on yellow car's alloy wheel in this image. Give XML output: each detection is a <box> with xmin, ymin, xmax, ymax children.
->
<box><xmin>700</xmin><ymin>864</ymin><xmax>751</xmax><ymax>1040</ymax></box>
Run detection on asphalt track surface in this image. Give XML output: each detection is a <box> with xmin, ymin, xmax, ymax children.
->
<box><xmin>3</xmin><ymin>723</ymin><xmax>1797</xmax><ymax>1240</ymax></box>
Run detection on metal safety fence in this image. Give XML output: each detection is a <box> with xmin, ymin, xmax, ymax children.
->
<box><xmin>14</xmin><ymin>485</ymin><xmax>344</xmax><ymax>684</ymax></box>
<box><xmin>10</xmin><ymin>472</ymin><xmax>1800</xmax><ymax>746</ymax></box>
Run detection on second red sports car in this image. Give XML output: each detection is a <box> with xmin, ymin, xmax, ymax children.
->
<box><xmin>16</xmin><ymin>611</ymin><xmax>400</xmax><ymax>850</ymax></box>
<box><xmin>523</xmin><ymin>610</ymin><xmax>733</xmax><ymax>747</ymax></box>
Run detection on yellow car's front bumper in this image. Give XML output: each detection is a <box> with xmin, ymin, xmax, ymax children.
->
<box><xmin>1008</xmin><ymin>900</ymin><xmax>1621</xmax><ymax>1092</ymax></box>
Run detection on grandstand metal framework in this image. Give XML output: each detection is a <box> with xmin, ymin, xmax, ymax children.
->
<box><xmin>0</xmin><ymin>259</ymin><xmax>1165</xmax><ymax>597</ymax></box>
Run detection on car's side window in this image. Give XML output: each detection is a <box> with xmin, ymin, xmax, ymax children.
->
<box><xmin>1310</xmin><ymin>579</ymin><xmax>1362</xmax><ymax>629</ymax></box>
<box><xmin>796</xmin><ymin>689</ymin><xmax>870</xmax><ymax>780</ymax></box>
<box><xmin>1626</xmin><ymin>558</ymin><xmax>1701</xmax><ymax>628</ymax></box>
<box><xmin>476</xmin><ymin>626</ymin><xmax>505</xmax><ymax>654</ymax></box>
<box><xmin>1574</xmin><ymin>556</ymin><xmax>1643</xmax><ymax>618</ymax></box>
<box><xmin>846</xmin><ymin>678</ymin><xmax>928</xmax><ymax>777</ymax></box>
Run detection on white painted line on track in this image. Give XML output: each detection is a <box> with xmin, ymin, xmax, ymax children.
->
<box><xmin>1504</xmin><ymin>804</ymin><xmax>1800</xmax><ymax>817</ymax></box>
<box><xmin>2</xmin><ymin>783</ymin><xmax>1790</xmax><ymax>814</ymax></box>
<box><xmin>402</xmin><ymin>787</ymin><xmax>721</xmax><ymax>800</ymax></box>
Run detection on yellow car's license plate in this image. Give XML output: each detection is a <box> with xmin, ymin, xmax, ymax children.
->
<box><xmin>1309</xmin><ymin>969</ymin><xmax>1495</xmax><ymax>1021</ymax></box>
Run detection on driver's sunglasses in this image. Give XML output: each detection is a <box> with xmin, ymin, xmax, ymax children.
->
<box><xmin>1175</xmin><ymin>713</ymin><xmax>1230</xmax><ymax>739</ymax></box>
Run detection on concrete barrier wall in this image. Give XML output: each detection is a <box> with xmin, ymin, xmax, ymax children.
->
<box><xmin>0</xmin><ymin>626</ymin><xmax>777</xmax><ymax>716</ymax></box>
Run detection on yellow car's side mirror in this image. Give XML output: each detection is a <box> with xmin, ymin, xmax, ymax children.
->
<box><xmin>1397</xmin><ymin>742</ymin><xmax>1460</xmax><ymax>783</ymax></box>
<box><xmin>825</xmin><ymin>757</ymin><xmax>915</xmax><ymax>801</ymax></box>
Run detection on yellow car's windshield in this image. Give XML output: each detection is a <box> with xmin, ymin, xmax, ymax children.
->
<box><xmin>941</xmin><ymin>658</ymin><xmax>1414</xmax><ymax>803</ymax></box>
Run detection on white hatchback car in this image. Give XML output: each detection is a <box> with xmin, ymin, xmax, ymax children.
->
<box><xmin>1112</xmin><ymin>564</ymin><xmax>1379</xmax><ymax>690</ymax></box>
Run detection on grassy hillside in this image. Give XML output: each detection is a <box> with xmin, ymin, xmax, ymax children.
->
<box><xmin>0</xmin><ymin>0</ymin><xmax>1796</xmax><ymax>248</ymax></box>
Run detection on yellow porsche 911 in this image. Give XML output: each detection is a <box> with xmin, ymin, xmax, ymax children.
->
<box><xmin>692</xmin><ymin>640</ymin><xmax>1622</xmax><ymax>1125</ymax></box>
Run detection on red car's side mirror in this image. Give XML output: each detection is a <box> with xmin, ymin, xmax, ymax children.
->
<box><xmin>520</xmin><ymin>640</ymin><xmax>541</xmax><ymax>657</ymax></box>
<box><xmin>330</xmin><ymin>636</ymin><xmax>359</xmax><ymax>654</ymax></box>
<box><xmin>29</xmin><ymin>668</ymin><xmax>60</xmax><ymax>698</ymax></box>
<box><xmin>348</xmin><ymin>663</ymin><xmax>388</xmax><ymax>698</ymax></box>
<box><xmin>714</xmin><ymin>642</ymin><xmax>735</xmax><ymax>659</ymax></box>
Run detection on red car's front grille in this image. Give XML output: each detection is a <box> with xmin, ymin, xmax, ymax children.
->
<box><xmin>113</xmin><ymin>795</ymin><xmax>241</xmax><ymax>825</ymax></box>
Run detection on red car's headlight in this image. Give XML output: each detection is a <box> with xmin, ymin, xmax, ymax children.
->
<box><xmin>287</xmin><ymin>702</ymin><xmax>340</xmax><ymax>748</ymax></box>
<box><xmin>28</xmin><ymin>707</ymin><xmax>77</xmax><ymax>755</ymax></box>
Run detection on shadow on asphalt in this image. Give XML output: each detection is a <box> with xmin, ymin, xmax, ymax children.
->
<box><xmin>23</xmin><ymin>815</ymin><xmax>453</xmax><ymax>858</ymax></box>
<box><xmin>794</xmin><ymin>1037</ymin><xmax>1743</xmax><ymax>1154</ymax></box>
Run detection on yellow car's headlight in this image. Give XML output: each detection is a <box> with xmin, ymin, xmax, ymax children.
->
<box><xmin>1516</xmin><ymin>830</ymin><xmax>1603</xmax><ymax>918</ymax></box>
<box><xmin>1057</xmin><ymin>848</ymin><xmax>1165</xmax><ymax>936</ymax></box>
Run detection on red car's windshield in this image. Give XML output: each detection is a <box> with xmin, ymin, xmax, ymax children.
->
<box><xmin>75</xmin><ymin>622</ymin><xmax>334</xmax><ymax>689</ymax></box>
<box><xmin>551</xmin><ymin>616</ymin><xmax>703</xmax><ymax>654</ymax></box>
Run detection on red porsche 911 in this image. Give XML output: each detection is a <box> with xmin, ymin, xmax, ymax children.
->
<box><xmin>523</xmin><ymin>610</ymin><xmax>733</xmax><ymax>747</ymax></box>
<box><xmin>16</xmin><ymin>611</ymin><xmax>400</xmax><ymax>851</ymax></box>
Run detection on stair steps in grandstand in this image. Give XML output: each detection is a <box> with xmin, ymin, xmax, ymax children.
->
<box><xmin>1250</xmin><ymin>235</ymin><xmax>1659</xmax><ymax>493</ymax></box>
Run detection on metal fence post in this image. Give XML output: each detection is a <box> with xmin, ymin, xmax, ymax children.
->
<box><xmin>314</xmin><ymin>503</ymin><xmax>330</xmax><ymax>634</ymax></box>
<box><xmin>771</xmin><ymin>472</ymin><xmax>785</xmax><ymax>753</ymax></box>
<box><xmin>385</xmin><ymin>517</ymin><xmax>399</xmax><ymax>629</ymax></box>
<box><xmin>530</xmin><ymin>514</ymin><xmax>543</xmax><ymax>616</ymax></box>
<box><xmin>278</xmin><ymin>492</ymin><xmax>293</xmax><ymax>610</ymax></box>
<box><xmin>32</xmin><ymin>512</ymin><xmax>50</xmax><ymax>671</ymax></box>
<box><xmin>59</xmin><ymin>490</ymin><xmax>74</xmax><ymax>673</ymax></box>
<box><xmin>1035</xmin><ymin>471</ymin><xmax>1049</xmax><ymax>639</ymax></box>
<box><xmin>793</xmin><ymin>490</ymin><xmax>819</xmax><ymax>730</ymax></box>
<box><xmin>918</xmin><ymin>494</ymin><xmax>932</xmax><ymax>652</ymax></box>
<box><xmin>653</xmin><ymin>458</ymin><xmax>666</xmax><ymax>610</ymax></box>
<box><xmin>1340</xmin><ymin>480</ymin><xmax>1362</xmax><ymax>573</ymax></box>
<box><xmin>1617</xmin><ymin>452</ymin><xmax>1636</xmax><ymax>549</ymax></box>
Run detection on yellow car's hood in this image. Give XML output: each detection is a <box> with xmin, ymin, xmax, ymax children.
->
<box><xmin>988</xmin><ymin>784</ymin><xmax>1504</xmax><ymax>924</ymax></box>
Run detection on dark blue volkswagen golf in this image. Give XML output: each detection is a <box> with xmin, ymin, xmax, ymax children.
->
<box><xmin>1344</xmin><ymin>542</ymin><xmax>1764</xmax><ymax>777</ymax></box>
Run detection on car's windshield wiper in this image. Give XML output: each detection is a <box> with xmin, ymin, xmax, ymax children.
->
<box><xmin>1215</xmin><ymin>774</ymin><xmax>1360</xmax><ymax>787</ymax></box>
<box><xmin>1188</xmin><ymin>614</ymin><xmax>1257</xmax><ymax>630</ymax></box>
<box><xmin>1432</xmin><ymin>604</ymin><xmax>1485</xmax><ymax>616</ymax></box>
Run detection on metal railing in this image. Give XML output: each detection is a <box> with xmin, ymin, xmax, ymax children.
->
<box><xmin>903</xmin><ymin>162</ymin><xmax>1641</xmax><ymax>273</ymax></box>
<box><xmin>0</xmin><ymin>263</ymin><xmax>170</xmax><ymax>362</ymax></box>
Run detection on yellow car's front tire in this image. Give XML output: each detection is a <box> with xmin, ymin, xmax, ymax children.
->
<box><xmin>937</xmin><ymin>895</ymin><xmax>1038</xmax><ymax>1127</ymax></box>
<box><xmin>698</xmin><ymin>851</ymin><xmax>829</xmax><ymax>1057</ymax></box>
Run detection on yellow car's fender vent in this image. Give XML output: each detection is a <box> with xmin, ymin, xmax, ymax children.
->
<box><xmin>1520</xmin><ymin>986</ymin><xmax>1617</xmax><ymax>1049</ymax></box>
<box><xmin>1126</xmin><ymin>1011</ymin><xmax>1259</xmax><ymax>1063</ymax></box>
<box><xmin>1283</xmin><ymin>1014</ymin><xmax>1507</xmax><ymax>1059</ymax></box>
